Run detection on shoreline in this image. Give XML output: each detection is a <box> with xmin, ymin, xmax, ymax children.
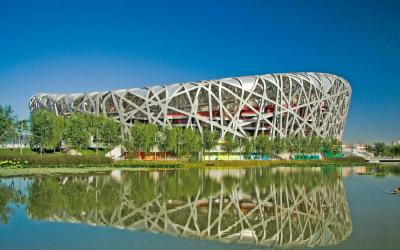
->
<box><xmin>0</xmin><ymin>157</ymin><xmax>373</xmax><ymax>177</ymax></box>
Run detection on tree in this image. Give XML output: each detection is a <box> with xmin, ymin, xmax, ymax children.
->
<box><xmin>16</xmin><ymin>119</ymin><xmax>29</xmax><ymax>155</ymax></box>
<box><xmin>157</xmin><ymin>127</ymin><xmax>173</xmax><ymax>159</ymax></box>
<box><xmin>170</xmin><ymin>127</ymin><xmax>184</xmax><ymax>157</ymax></box>
<box><xmin>254</xmin><ymin>134</ymin><xmax>272</xmax><ymax>158</ymax></box>
<box><xmin>98</xmin><ymin>117</ymin><xmax>121</xmax><ymax>150</ymax></box>
<box><xmin>309</xmin><ymin>135</ymin><xmax>322</xmax><ymax>154</ymax></box>
<box><xmin>221</xmin><ymin>133</ymin><xmax>239</xmax><ymax>160</ymax></box>
<box><xmin>63</xmin><ymin>114</ymin><xmax>90</xmax><ymax>150</ymax></box>
<box><xmin>241</xmin><ymin>136</ymin><xmax>254</xmax><ymax>159</ymax></box>
<box><xmin>182</xmin><ymin>128</ymin><xmax>201</xmax><ymax>158</ymax></box>
<box><xmin>373</xmin><ymin>142</ymin><xmax>386</xmax><ymax>157</ymax></box>
<box><xmin>0</xmin><ymin>105</ymin><xmax>16</xmax><ymax>145</ymax></box>
<box><xmin>80</xmin><ymin>113</ymin><xmax>106</xmax><ymax>154</ymax></box>
<box><xmin>129</xmin><ymin>123</ymin><xmax>158</xmax><ymax>158</ymax></box>
<box><xmin>30</xmin><ymin>110</ymin><xmax>65</xmax><ymax>154</ymax></box>
<box><xmin>271</xmin><ymin>136</ymin><xmax>285</xmax><ymax>156</ymax></box>
<box><xmin>285</xmin><ymin>134</ymin><xmax>298</xmax><ymax>158</ymax></box>
<box><xmin>202</xmin><ymin>128</ymin><xmax>219</xmax><ymax>160</ymax></box>
<box><xmin>389</xmin><ymin>145</ymin><xmax>400</xmax><ymax>156</ymax></box>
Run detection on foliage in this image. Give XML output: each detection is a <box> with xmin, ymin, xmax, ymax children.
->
<box><xmin>98</xmin><ymin>117</ymin><xmax>122</xmax><ymax>150</ymax></box>
<box><xmin>322</xmin><ymin>137</ymin><xmax>341</xmax><ymax>154</ymax></box>
<box><xmin>0</xmin><ymin>154</ymin><xmax>112</xmax><ymax>166</ymax></box>
<box><xmin>0</xmin><ymin>159</ymin><xmax>28</xmax><ymax>168</ymax></box>
<box><xmin>0</xmin><ymin>105</ymin><xmax>16</xmax><ymax>145</ymax></box>
<box><xmin>369</xmin><ymin>142</ymin><xmax>400</xmax><ymax>157</ymax></box>
<box><xmin>128</xmin><ymin>122</ymin><xmax>158</xmax><ymax>154</ymax></box>
<box><xmin>63</xmin><ymin>114</ymin><xmax>90</xmax><ymax>150</ymax></box>
<box><xmin>373</xmin><ymin>142</ymin><xmax>386</xmax><ymax>156</ymax></box>
<box><xmin>272</xmin><ymin>136</ymin><xmax>285</xmax><ymax>155</ymax></box>
<box><xmin>202</xmin><ymin>128</ymin><xmax>219</xmax><ymax>157</ymax></box>
<box><xmin>0</xmin><ymin>183</ymin><xmax>18</xmax><ymax>223</ymax></box>
<box><xmin>30</xmin><ymin>110</ymin><xmax>65</xmax><ymax>154</ymax></box>
<box><xmin>156</xmin><ymin>127</ymin><xmax>175</xmax><ymax>156</ymax></box>
<box><xmin>241</xmin><ymin>136</ymin><xmax>254</xmax><ymax>157</ymax></box>
<box><xmin>254</xmin><ymin>134</ymin><xmax>272</xmax><ymax>156</ymax></box>
<box><xmin>221</xmin><ymin>133</ymin><xmax>239</xmax><ymax>159</ymax></box>
<box><xmin>181</xmin><ymin>128</ymin><xmax>201</xmax><ymax>157</ymax></box>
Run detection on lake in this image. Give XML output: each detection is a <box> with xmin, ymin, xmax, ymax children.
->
<box><xmin>0</xmin><ymin>166</ymin><xmax>399</xmax><ymax>250</ymax></box>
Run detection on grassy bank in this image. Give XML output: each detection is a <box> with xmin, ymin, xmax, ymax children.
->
<box><xmin>177</xmin><ymin>156</ymin><xmax>366</xmax><ymax>168</ymax></box>
<box><xmin>0</xmin><ymin>166</ymin><xmax>182</xmax><ymax>177</ymax></box>
<box><xmin>0</xmin><ymin>150</ymin><xmax>368</xmax><ymax>177</ymax></box>
<box><xmin>0</xmin><ymin>149</ymin><xmax>112</xmax><ymax>165</ymax></box>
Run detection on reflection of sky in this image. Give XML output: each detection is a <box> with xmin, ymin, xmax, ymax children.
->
<box><xmin>305</xmin><ymin>174</ymin><xmax>400</xmax><ymax>250</ymax></box>
<box><xmin>0</xmin><ymin>203</ymin><xmax>262</xmax><ymax>250</ymax></box>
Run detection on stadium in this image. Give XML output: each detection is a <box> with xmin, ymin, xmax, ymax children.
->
<box><xmin>29</xmin><ymin>72</ymin><xmax>351</xmax><ymax>139</ymax></box>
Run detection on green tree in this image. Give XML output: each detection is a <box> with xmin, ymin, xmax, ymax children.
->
<box><xmin>221</xmin><ymin>133</ymin><xmax>239</xmax><ymax>160</ymax></box>
<box><xmin>285</xmin><ymin>134</ymin><xmax>298</xmax><ymax>158</ymax></box>
<box><xmin>129</xmin><ymin>123</ymin><xmax>158</xmax><ymax>158</ymax></box>
<box><xmin>182</xmin><ymin>128</ymin><xmax>201</xmax><ymax>158</ymax></box>
<box><xmin>271</xmin><ymin>136</ymin><xmax>285</xmax><ymax>156</ymax></box>
<box><xmin>98</xmin><ymin>117</ymin><xmax>122</xmax><ymax>150</ymax></box>
<box><xmin>242</xmin><ymin>136</ymin><xmax>254</xmax><ymax>159</ymax></box>
<box><xmin>63</xmin><ymin>114</ymin><xmax>90</xmax><ymax>150</ymax></box>
<box><xmin>16</xmin><ymin>119</ymin><xmax>29</xmax><ymax>155</ymax></box>
<box><xmin>80</xmin><ymin>113</ymin><xmax>106</xmax><ymax>154</ymax></box>
<box><xmin>310</xmin><ymin>135</ymin><xmax>322</xmax><ymax>154</ymax></box>
<box><xmin>30</xmin><ymin>110</ymin><xmax>65</xmax><ymax>154</ymax></box>
<box><xmin>0</xmin><ymin>105</ymin><xmax>16</xmax><ymax>145</ymax></box>
<box><xmin>389</xmin><ymin>145</ymin><xmax>400</xmax><ymax>156</ymax></box>
<box><xmin>202</xmin><ymin>128</ymin><xmax>219</xmax><ymax>160</ymax></box>
<box><xmin>373</xmin><ymin>142</ymin><xmax>386</xmax><ymax>157</ymax></box>
<box><xmin>157</xmin><ymin>127</ymin><xmax>173</xmax><ymax>159</ymax></box>
<box><xmin>170</xmin><ymin>127</ymin><xmax>184</xmax><ymax>157</ymax></box>
<box><xmin>254</xmin><ymin>134</ymin><xmax>272</xmax><ymax>158</ymax></box>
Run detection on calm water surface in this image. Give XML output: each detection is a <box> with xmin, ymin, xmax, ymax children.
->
<box><xmin>0</xmin><ymin>166</ymin><xmax>399</xmax><ymax>250</ymax></box>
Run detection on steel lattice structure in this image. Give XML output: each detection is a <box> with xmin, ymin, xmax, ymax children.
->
<box><xmin>29</xmin><ymin>72</ymin><xmax>351</xmax><ymax>139</ymax></box>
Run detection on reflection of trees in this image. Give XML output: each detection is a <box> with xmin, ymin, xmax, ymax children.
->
<box><xmin>0</xmin><ymin>180</ymin><xmax>24</xmax><ymax>223</ymax></box>
<box><xmin>26</xmin><ymin>168</ymin><xmax>352</xmax><ymax>247</ymax></box>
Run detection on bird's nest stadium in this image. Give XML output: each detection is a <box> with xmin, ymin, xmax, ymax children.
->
<box><xmin>29</xmin><ymin>72</ymin><xmax>351</xmax><ymax>139</ymax></box>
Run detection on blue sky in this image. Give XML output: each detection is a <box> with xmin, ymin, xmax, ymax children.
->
<box><xmin>0</xmin><ymin>0</ymin><xmax>399</xmax><ymax>143</ymax></box>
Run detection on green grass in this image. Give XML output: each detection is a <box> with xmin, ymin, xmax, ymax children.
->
<box><xmin>78</xmin><ymin>148</ymin><xmax>106</xmax><ymax>156</ymax></box>
<box><xmin>0</xmin><ymin>148</ymin><xmax>112</xmax><ymax>165</ymax></box>
<box><xmin>0</xmin><ymin>148</ymin><xmax>40</xmax><ymax>157</ymax></box>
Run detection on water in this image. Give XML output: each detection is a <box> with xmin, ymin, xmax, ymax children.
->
<box><xmin>0</xmin><ymin>166</ymin><xmax>399</xmax><ymax>250</ymax></box>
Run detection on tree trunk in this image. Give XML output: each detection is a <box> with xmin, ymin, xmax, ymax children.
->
<box><xmin>96</xmin><ymin>128</ymin><xmax>98</xmax><ymax>155</ymax></box>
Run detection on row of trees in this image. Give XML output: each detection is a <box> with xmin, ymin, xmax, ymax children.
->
<box><xmin>30</xmin><ymin>110</ymin><xmax>121</xmax><ymax>154</ymax></box>
<box><xmin>368</xmin><ymin>142</ymin><xmax>400</xmax><ymax>157</ymax></box>
<box><xmin>123</xmin><ymin>123</ymin><xmax>341</xmax><ymax>159</ymax></box>
<box><xmin>1</xmin><ymin>104</ymin><xmax>342</xmax><ymax>158</ymax></box>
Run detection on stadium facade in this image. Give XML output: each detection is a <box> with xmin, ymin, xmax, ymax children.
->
<box><xmin>29</xmin><ymin>72</ymin><xmax>351</xmax><ymax>139</ymax></box>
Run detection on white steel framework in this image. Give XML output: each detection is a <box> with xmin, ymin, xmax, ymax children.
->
<box><xmin>29</xmin><ymin>72</ymin><xmax>351</xmax><ymax>139</ymax></box>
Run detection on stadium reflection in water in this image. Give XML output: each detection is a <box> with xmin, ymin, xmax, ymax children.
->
<box><xmin>6</xmin><ymin>167</ymin><xmax>352</xmax><ymax>248</ymax></box>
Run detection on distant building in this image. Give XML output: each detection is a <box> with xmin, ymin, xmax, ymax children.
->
<box><xmin>342</xmin><ymin>142</ymin><xmax>372</xmax><ymax>159</ymax></box>
<box><xmin>392</xmin><ymin>139</ymin><xmax>400</xmax><ymax>145</ymax></box>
